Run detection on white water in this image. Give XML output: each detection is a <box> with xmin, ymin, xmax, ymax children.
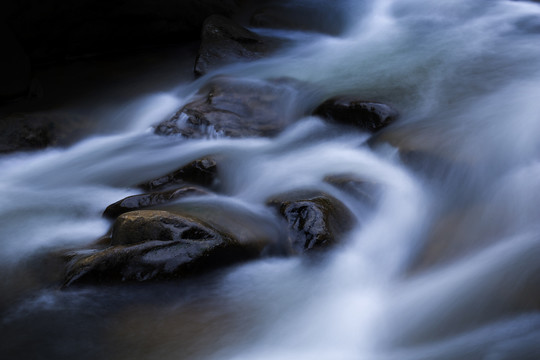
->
<box><xmin>2</xmin><ymin>0</ymin><xmax>540</xmax><ymax>359</ymax></box>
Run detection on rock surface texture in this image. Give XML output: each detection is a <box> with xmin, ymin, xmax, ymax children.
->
<box><xmin>155</xmin><ymin>76</ymin><xmax>307</xmax><ymax>138</ymax></box>
<box><xmin>268</xmin><ymin>191</ymin><xmax>356</xmax><ymax>254</ymax></box>
<box><xmin>139</xmin><ymin>158</ymin><xmax>218</xmax><ymax>192</ymax></box>
<box><xmin>313</xmin><ymin>97</ymin><xmax>398</xmax><ymax>133</ymax></box>
<box><xmin>64</xmin><ymin>210</ymin><xmax>262</xmax><ymax>286</ymax></box>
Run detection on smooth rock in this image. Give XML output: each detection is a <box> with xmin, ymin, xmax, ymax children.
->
<box><xmin>268</xmin><ymin>191</ymin><xmax>356</xmax><ymax>253</ymax></box>
<box><xmin>155</xmin><ymin>76</ymin><xmax>307</xmax><ymax>138</ymax></box>
<box><xmin>63</xmin><ymin>210</ymin><xmax>261</xmax><ymax>286</ymax></box>
<box><xmin>111</xmin><ymin>210</ymin><xmax>223</xmax><ymax>246</ymax></box>
<box><xmin>139</xmin><ymin>158</ymin><xmax>217</xmax><ymax>192</ymax></box>
<box><xmin>313</xmin><ymin>97</ymin><xmax>398</xmax><ymax>133</ymax></box>
<box><xmin>103</xmin><ymin>186</ymin><xmax>209</xmax><ymax>219</ymax></box>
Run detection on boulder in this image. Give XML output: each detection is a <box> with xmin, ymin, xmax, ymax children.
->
<box><xmin>63</xmin><ymin>210</ymin><xmax>262</xmax><ymax>286</ymax></box>
<box><xmin>313</xmin><ymin>97</ymin><xmax>398</xmax><ymax>133</ymax></box>
<box><xmin>155</xmin><ymin>76</ymin><xmax>307</xmax><ymax>138</ymax></box>
<box><xmin>267</xmin><ymin>191</ymin><xmax>356</xmax><ymax>253</ymax></box>
<box><xmin>194</xmin><ymin>14</ymin><xmax>278</xmax><ymax>77</ymax></box>
<box><xmin>0</xmin><ymin>112</ymin><xmax>93</xmax><ymax>154</ymax></box>
<box><xmin>139</xmin><ymin>158</ymin><xmax>218</xmax><ymax>192</ymax></box>
<box><xmin>103</xmin><ymin>186</ymin><xmax>209</xmax><ymax>219</ymax></box>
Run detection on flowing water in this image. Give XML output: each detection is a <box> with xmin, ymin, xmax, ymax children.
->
<box><xmin>2</xmin><ymin>0</ymin><xmax>540</xmax><ymax>359</ymax></box>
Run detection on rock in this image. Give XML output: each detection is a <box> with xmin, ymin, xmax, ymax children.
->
<box><xmin>324</xmin><ymin>174</ymin><xmax>381</xmax><ymax>206</ymax></box>
<box><xmin>110</xmin><ymin>210</ymin><xmax>223</xmax><ymax>246</ymax></box>
<box><xmin>139</xmin><ymin>158</ymin><xmax>218</xmax><ymax>192</ymax></box>
<box><xmin>63</xmin><ymin>210</ymin><xmax>262</xmax><ymax>286</ymax></box>
<box><xmin>103</xmin><ymin>186</ymin><xmax>209</xmax><ymax>219</ymax></box>
<box><xmin>155</xmin><ymin>76</ymin><xmax>307</xmax><ymax>138</ymax></box>
<box><xmin>267</xmin><ymin>191</ymin><xmax>356</xmax><ymax>253</ymax></box>
<box><xmin>313</xmin><ymin>97</ymin><xmax>398</xmax><ymax>133</ymax></box>
<box><xmin>194</xmin><ymin>14</ymin><xmax>277</xmax><ymax>77</ymax></box>
<box><xmin>0</xmin><ymin>112</ymin><xmax>93</xmax><ymax>154</ymax></box>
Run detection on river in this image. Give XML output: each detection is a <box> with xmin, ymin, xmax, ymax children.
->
<box><xmin>2</xmin><ymin>0</ymin><xmax>540</xmax><ymax>359</ymax></box>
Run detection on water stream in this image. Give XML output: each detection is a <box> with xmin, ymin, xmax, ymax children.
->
<box><xmin>2</xmin><ymin>0</ymin><xmax>540</xmax><ymax>359</ymax></box>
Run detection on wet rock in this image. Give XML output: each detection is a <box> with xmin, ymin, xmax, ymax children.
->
<box><xmin>195</xmin><ymin>14</ymin><xmax>278</xmax><ymax>77</ymax></box>
<box><xmin>64</xmin><ymin>210</ymin><xmax>261</xmax><ymax>286</ymax></box>
<box><xmin>110</xmin><ymin>210</ymin><xmax>223</xmax><ymax>246</ymax></box>
<box><xmin>103</xmin><ymin>186</ymin><xmax>209</xmax><ymax>219</ymax></box>
<box><xmin>268</xmin><ymin>191</ymin><xmax>356</xmax><ymax>253</ymax></box>
<box><xmin>313</xmin><ymin>97</ymin><xmax>398</xmax><ymax>133</ymax></box>
<box><xmin>0</xmin><ymin>112</ymin><xmax>93</xmax><ymax>154</ymax></box>
<box><xmin>140</xmin><ymin>158</ymin><xmax>218</xmax><ymax>192</ymax></box>
<box><xmin>324</xmin><ymin>174</ymin><xmax>381</xmax><ymax>206</ymax></box>
<box><xmin>155</xmin><ymin>76</ymin><xmax>307</xmax><ymax>138</ymax></box>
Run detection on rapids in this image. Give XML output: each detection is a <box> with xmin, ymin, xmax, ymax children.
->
<box><xmin>2</xmin><ymin>0</ymin><xmax>540</xmax><ymax>359</ymax></box>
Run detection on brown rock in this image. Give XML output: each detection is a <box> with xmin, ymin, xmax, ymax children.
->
<box><xmin>63</xmin><ymin>210</ymin><xmax>262</xmax><ymax>286</ymax></box>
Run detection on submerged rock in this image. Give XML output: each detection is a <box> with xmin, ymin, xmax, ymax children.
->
<box><xmin>0</xmin><ymin>112</ymin><xmax>92</xmax><ymax>153</ymax></box>
<box><xmin>155</xmin><ymin>76</ymin><xmax>307</xmax><ymax>138</ymax></box>
<box><xmin>324</xmin><ymin>174</ymin><xmax>382</xmax><ymax>206</ymax></box>
<box><xmin>195</xmin><ymin>14</ymin><xmax>278</xmax><ymax>77</ymax></box>
<box><xmin>268</xmin><ymin>191</ymin><xmax>356</xmax><ymax>254</ymax></box>
<box><xmin>64</xmin><ymin>210</ymin><xmax>262</xmax><ymax>286</ymax></box>
<box><xmin>139</xmin><ymin>158</ymin><xmax>218</xmax><ymax>192</ymax></box>
<box><xmin>313</xmin><ymin>97</ymin><xmax>398</xmax><ymax>133</ymax></box>
<box><xmin>103</xmin><ymin>186</ymin><xmax>209</xmax><ymax>219</ymax></box>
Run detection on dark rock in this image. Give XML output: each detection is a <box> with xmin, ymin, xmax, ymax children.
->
<box><xmin>313</xmin><ymin>97</ymin><xmax>398</xmax><ymax>133</ymax></box>
<box><xmin>268</xmin><ymin>191</ymin><xmax>356</xmax><ymax>253</ymax></box>
<box><xmin>195</xmin><ymin>14</ymin><xmax>277</xmax><ymax>77</ymax></box>
<box><xmin>0</xmin><ymin>112</ymin><xmax>93</xmax><ymax>154</ymax></box>
<box><xmin>140</xmin><ymin>158</ymin><xmax>218</xmax><ymax>192</ymax></box>
<box><xmin>155</xmin><ymin>76</ymin><xmax>307</xmax><ymax>138</ymax></box>
<box><xmin>63</xmin><ymin>210</ymin><xmax>261</xmax><ymax>286</ymax></box>
<box><xmin>103</xmin><ymin>186</ymin><xmax>209</xmax><ymax>219</ymax></box>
